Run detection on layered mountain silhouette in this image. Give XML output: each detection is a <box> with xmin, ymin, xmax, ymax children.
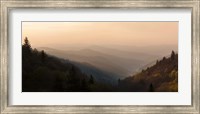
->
<box><xmin>22</xmin><ymin>38</ymin><xmax>117</xmax><ymax>92</ymax></box>
<box><xmin>22</xmin><ymin>38</ymin><xmax>178</xmax><ymax>92</ymax></box>
<box><xmin>38</xmin><ymin>45</ymin><xmax>175</xmax><ymax>78</ymax></box>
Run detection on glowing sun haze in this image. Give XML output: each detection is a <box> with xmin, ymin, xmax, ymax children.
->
<box><xmin>22</xmin><ymin>22</ymin><xmax>178</xmax><ymax>48</ymax></box>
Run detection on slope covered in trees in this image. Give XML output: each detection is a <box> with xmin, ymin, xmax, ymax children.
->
<box><xmin>22</xmin><ymin>37</ymin><xmax>116</xmax><ymax>92</ymax></box>
<box><xmin>22</xmin><ymin>37</ymin><xmax>178</xmax><ymax>92</ymax></box>
<box><xmin>118</xmin><ymin>51</ymin><xmax>178</xmax><ymax>92</ymax></box>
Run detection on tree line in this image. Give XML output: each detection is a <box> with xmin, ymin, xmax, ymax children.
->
<box><xmin>22</xmin><ymin>37</ymin><xmax>178</xmax><ymax>92</ymax></box>
<box><xmin>22</xmin><ymin>37</ymin><xmax>115</xmax><ymax>92</ymax></box>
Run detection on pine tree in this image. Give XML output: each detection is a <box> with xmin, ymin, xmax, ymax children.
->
<box><xmin>22</xmin><ymin>37</ymin><xmax>32</xmax><ymax>55</ymax></box>
<box><xmin>149</xmin><ymin>83</ymin><xmax>154</xmax><ymax>92</ymax></box>
<box><xmin>156</xmin><ymin>60</ymin><xmax>159</xmax><ymax>64</ymax></box>
<box><xmin>163</xmin><ymin>56</ymin><xmax>166</xmax><ymax>61</ymax></box>
<box><xmin>41</xmin><ymin>50</ymin><xmax>46</xmax><ymax>63</ymax></box>
<box><xmin>89</xmin><ymin>75</ymin><xmax>94</xmax><ymax>84</ymax></box>
<box><xmin>23</xmin><ymin>37</ymin><xmax>31</xmax><ymax>48</ymax></box>
<box><xmin>118</xmin><ymin>78</ymin><xmax>121</xmax><ymax>85</ymax></box>
<box><xmin>171</xmin><ymin>50</ymin><xmax>175</xmax><ymax>60</ymax></box>
<box><xmin>81</xmin><ymin>78</ymin><xmax>88</xmax><ymax>91</ymax></box>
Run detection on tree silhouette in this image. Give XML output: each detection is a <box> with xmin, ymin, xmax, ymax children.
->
<box><xmin>142</xmin><ymin>69</ymin><xmax>145</xmax><ymax>73</ymax></box>
<box><xmin>23</xmin><ymin>37</ymin><xmax>31</xmax><ymax>48</ymax></box>
<box><xmin>22</xmin><ymin>38</ymin><xmax>117</xmax><ymax>92</ymax></box>
<box><xmin>89</xmin><ymin>75</ymin><xmax>94</xmax><ymax>84</ymax></box>
<box><xmin>22</xmin><ymin>37</ymin><xmax>32</xmax><ymax>55</ymax></box>
<box><xmin>69</xmin><ymin>66</ymin><xmax>76</xmax><ymax>77</ymax></box>
<box><xmin>156</xmin><ymin>60</ymin><xmax>159</xmax><ymax>64</ymax></box>
<box><xmin>81</xmin><ymin>78</ymin><xmax>89</xmax><ymax>91</ymax></box>
<box><xmin>171</xmin><ymin>50</ymin><xmax>175</xmax><ymax>60</ymax></box>
<box><xmin>149</xmin><ymin>83</ymin><xmax>154</xmax><ymax>92</ymax></box>
<box><xmin>163</xmin><ymin>56</ymin><xmax>166</xmax><ymax>61</ymax></box>
<box><xmin>118</xmin><ymin>78</ymin><xmax>121</xmax><ymax>84</ymax></box>
<box><xmin>41</xmin><ymin>50</ymin><xmax>47</xmax><ymax>63</ymax></box>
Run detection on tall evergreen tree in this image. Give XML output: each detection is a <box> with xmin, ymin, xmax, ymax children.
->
<box><xmin>149</xmin><ymin>83</ymin><xmax>154</xmax><ymax>92</ymax></box>
<box><xmin>118</xmin><ymin>78</ymin><xmax>121</xmax><ymax>84</ymax></box>
<box><xmin>23</xmin><ymin>37</ymin><xmax>31</xmax><ymax>48</ymax></box>
<box><xmin>89</xmin><ymin>75</ymin><xmax>94</xmax><ymax>84</ymax></box>
<box><xmin>81</xmin><ymin>78</ymin><xmax>89</xmax><ymax>91</ymax></box>
<box><xmin>171</xmin><ymin>50</ymin><xmax>175</xmax><ymax>60</ymax></box>
<box><xmin>22</xmin><ymin>37</ymin><xmax>32</xmax><ymax>55</ymax></box>
<box><xmin>156</xmin><ymin>60</ymin><xmax>159</xmax><ymax>64</ymax></box>
<box><xmin>163</xmin><ymin>56</ymin><xmax>166</xmax><ymax>61</ymax></box>
<box><xmin>41</xmin><ymin>50</ymin><xmax>46</xmax><ymax>63</ymax></box>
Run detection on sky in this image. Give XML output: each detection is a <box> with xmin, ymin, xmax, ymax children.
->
<box><xmin>22</xmin><ymin>22</ymin><xmax>178</xmax><ymax>48</ymax></box>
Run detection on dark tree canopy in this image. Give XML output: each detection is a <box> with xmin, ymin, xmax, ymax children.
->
<box><xmin>22</xmin><ymin>37</ymin><xmax>32</xmax><ymax>55</ymax></box>
<box><xmin>41</xmin><ymin>50</ymin><xmax>47</xmax><ymax>63</ymax></box>
<box><xmin>22</xmin><ymin>37</ymin><xmax>115</xmax><ymax>92</ymax></box>
<box><xmin>171</xmin><ymin>50</ymin><xmax>176</xmax><ymax>60</ymax></box>
<box><xmin>118</xmin><ymin>78</ymin><xmax>121</xmax><ymax>83</ymax></box>
<box><xmin>118</xmin><ymin>50</ymin><xmax>178</xmax><ymax>92</ymax></box>
<box><xmin>23</xmin><ymin>37</ymin><xmax>31</xmax><ymax>48</ymax></box>
<box><xmin>89</xmin><ymin>75</ymin><xmax>94</xmax><ymax>84</ymax></box>
<box><xmin>22</xmin><ymin>37</ymin><xmax>178</xmax><ymax>92</ymax></box>
<box><xmin>149</xmin><ymin>83</ymin><xmax>154</xmax><ymax>92</ymax></box>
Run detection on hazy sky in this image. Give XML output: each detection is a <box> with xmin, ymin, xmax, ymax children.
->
<box><xmin>22</xmin><ymin>22</ymin><xmax>178</xmax><ymax>48</ymax></box>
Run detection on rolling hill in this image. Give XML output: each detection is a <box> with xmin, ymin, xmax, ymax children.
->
<box><xmin>37</xmin><ymin>46</ymin><xmax>163</xmax><ymax>78</ymax></box>
<box><xmin>22</xmin><ymin>38</ymin><xmax>178</xmax><ymax>92</ymax></box>
<box><xmin>118</xmin><ymin>51</ymin><xmax>178</xmax><ymax>92</ymax></box>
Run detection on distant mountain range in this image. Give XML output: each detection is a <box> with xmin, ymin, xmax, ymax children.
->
<box><xmin>23</xmin><ymin>36</ymin><xmax>178</xmax><ymax>92</ymax></box>
<box><xmin>38</xmin><ymin>45</ymin><xmax>176</xmax><ymax>79</ymax></box>
<box><xmin>22</xmin><ymin>43</ymin><xmax>117</xmax><ymax>92</ymax></box>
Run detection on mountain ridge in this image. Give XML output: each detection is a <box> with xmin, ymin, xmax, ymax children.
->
<box><xmin>118</xmin><ymin>51</ymin><xmax>178</xmax><ymax>92</ymax></box>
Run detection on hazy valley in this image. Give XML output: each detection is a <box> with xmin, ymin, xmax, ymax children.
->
<box><xmin>23</xmin><ymin>38</ymin><xmax>178</xmax><ymax>92</ymax></box>
<box><xmin>38</xmin><ymin>45</ymin><xmax>177</xmax><ymax>82</ymax></box>
<box><xmin>22</xmin><ymin>22</ymin><xmax>178</xmax><ymax>92</ymax></box>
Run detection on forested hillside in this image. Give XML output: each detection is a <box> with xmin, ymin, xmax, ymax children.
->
<box><xmin>118</xmin><ymin>51</ymin><xmax>178</xmax><ymax>92</ymax></box>
<box><xmin>22</xmin><ymin>37</ymin><xmax>115</xmax><ymax>92</ymax></box>
<box><xmin>22</xmin><ymin>37</ymin><xmax>178</xmax><ymax>92</ymax></box>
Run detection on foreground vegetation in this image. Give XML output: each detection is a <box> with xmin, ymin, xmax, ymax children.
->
<box><xmin>22</xmin><ymin>37</ymin><xmax>116</xmax><ymax>92</ymax></box>
<box><xmin>22</xmin><ymin>37</ymin><xmax>178</xmax><ymax>92</ymax></box>
<box><xmin>118</xmin><ymin>51</ymin><xmax>178</xmax><ymax>92</ymax></box>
